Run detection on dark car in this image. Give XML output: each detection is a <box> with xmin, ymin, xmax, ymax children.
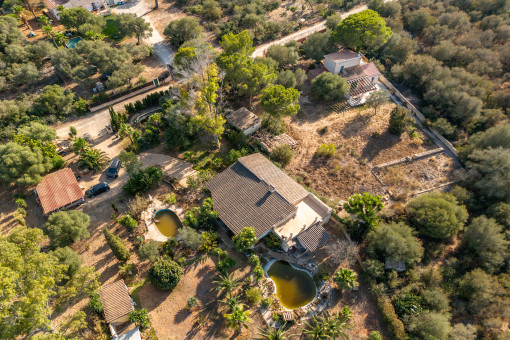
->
<box><xmin>85</xmin><ymin>182</ymin><xmax>110</xmax><ymax>198</ymax></box>
<box><xmin>106</xmin><ymin>159</ymin><xmax>122</xmax><ymax>178</ymax></box>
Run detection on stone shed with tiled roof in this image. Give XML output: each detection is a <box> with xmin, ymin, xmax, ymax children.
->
<box><xmin>226</xmin><ymin>107</ymin><xmax>261</xmax><ymax>136</ymax></box>
<box><xmin>99</xmin><ymin>280</ymin><xmax>134</xmax><ymax>324</ymax></box>
<box><xmin>35</xmin><ymin>168</ymin><xmax>84</xmax><ymax>215</ymax></box>
<box><xmin>206</xmin><ymin>153</ymin><xmax>332</xmax><ymax>249</ymax></box>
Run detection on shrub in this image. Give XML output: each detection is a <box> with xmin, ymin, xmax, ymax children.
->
<box><xmin>270</xmin><ymin>144</ymin><xmax>294</xmax><ymax>167</ymax></box>
<box><xmin>254</xmin><ymin>265</ymin><xmax>265</xmax><ymax>281</ymax></box>
<box><xmin>333</xmin><ymin>268</ymin><xmax>358</xmax><ymax>290</ymax></box>
<box><xmin>216</xmin><ymin>257</ymin><xmax>237</xmax><ymax>274</ymax></box>
<box><xmin>88</xmin><ymin>292</ymin><xmax>103</xmax><ymax>314</ymax></box>
<box><xmin>148</xmin><ymin>258</ymin><xmax>183</xmax><ymax>290</ymax></box>
<box><xmin>103</xmin><ymin>228</ymin><xmax>131</xmax><ymax>262</ymax></box>
<box><xmin>369</xmin><ymin>331</ymin><xmax>383</xmax><ymax>340</ymax></box>
<box><xmin>139</xmin><ymin>241</ymin><xmax>160</xmax><ymax>262</ymax></box>
<box><xmin>263</xmin><ymin>232</ymin><xmax>282</xmax><ymax>250</ymax></box>
<box><xmin>245</xmin><ymin>287</ymin><xmax>262</xmax><ymax>306</ymax></box>
<box><xmin>177</xmin><ymin>226</ymin><xmax>203</xmax><ymax>250</ymax></box>
<box><xmin>119</xmin><ymin>262</ymin><xmax>136</xmax><ymax>279</ymax></box>
<box><xmin>187</xmin><ymin>296</ymin><xmax>199</xmax><ymax>309</ymax></box>
<box><xmin>128</xmin><ymin>195</ymin><xmax>149</xmax><ymax>218</ymax></box>
<box><xmin>393</xmin><ymin>293</ymin><xmax>426</xmax><ymax>317</ymax></box>
<box><xmin>161</xmin><ymin>193</ymin><xmax>177</xmax><ymax>205</ymax></box>
<box><xmin>43</xmin><ymin>211</ymin><xmax>91</xmax><ymax>248</ymax></box>
<box><xmin>408</xmin><ymin>312</ymin><xmax>451</xmax><ymax>340</ymax></box>
<box><xmin>430</xmin><ymin>117</ymin><xmax>457</xmax><ymax>140</ymax></box>
<box><xmin>200</xmin><ymin>231</ymin><xmax>217</xmax><ymax>253</ymax></box>
<box><xmin>162</xmin><ymin>238</ymin><xmax>177</xmax><ymax>258</ymax></box>
<box><xmin>421</xmin><ymin>288</ymin><xmax>450</xmax><ymax>312</ymax></box>
<box><xmin>183</xmin><ymin>198</ymin><xmax>218</xmax><ymax>230</ymax></box>
<box><xmin>118</xmin><ymin>214</ymin><xmax>138</xmax><ymax>232</ymax></box>
<box><xmin>261</xmin><ymin>297</ymin><xmax>274</xmax><ymax>310</ymax></box>
<box><xmin>248</xmin><ymin>254</ymin><xmax>261</xmax><ymax>266</ymax></box>
<box><xmin>232</xmin><ymin>227</ymin><xmax>257</xmax><ymax>252</ymax></box>
<box><xmin>128</xmin><ymin>308</ymin><xmax>151</xmax><ymax>329</ymax></box>
<box><xmin>315</xmin><ymin>143</ymin><xmax>336</xmax><ymax>158</ymax></box>
<box><xmin>377</xmin><ymin>295</ymin><xmax>407</xmax><ymax>340</ymax></box>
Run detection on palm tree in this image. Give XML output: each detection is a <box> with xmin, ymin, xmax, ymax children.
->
<box><xmin>119</xmin><ymin>123</ymin><xmax>136</xmax><ymax>144</ymax></box>
<box><xmin>72</xmin><ymin>137</ymin><xmax>90</xmax><ymax>154</ymax></box>
<box><xmin>223</xmin><ymin>304</ymin><xmax>251</xmax><ymax>330</ymax></box>
<box><xmin>38</xmin><ymin>15</ymin><xmax>50</xmax><ymax>25</ymax></box>
<box><xmin>219</xmin><ymin>294</ymin><xmax>242</xmax><ymax>312</ymax></box>
<box><xmin>212</xmin><ymin>274</ymin><xmax>240</xmax><ymax>295</ymax></box>
<box><xmin>304</xmin><ymin>310</ymin><xmax>352</xmax><ymax>340</ymax></box>
<box><xmin>257</xmin><ymin>326</ymin><xmax>291</xmax><ymax>340</ymax></box>
<box><xmin>304</xmin><ymin>315</ymin><xmax>329</xmax><ymax>340</ymax></box>
<box><xmin>333</xmin><ymin>268</ymin><xmax>358</xmax><ymax>291</ymax></box>
<box><xmin>78</xmin><ymin>147</ymin><xmax>110</xmax><ymax>171</ymax></box>
<box><xmin>42</xmin><ymin>25</ymin><xmax>58</xmax><ymax>48</ymax></box>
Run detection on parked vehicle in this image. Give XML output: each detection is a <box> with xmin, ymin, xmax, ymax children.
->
<box><xmin>106</xmin><ymin>159</ymin><xmax>122</xmax><ymax>178</ymax></box>
<box><xmin>85</xmin><ymin>182</ymin><xmax>110</xmax><ymax>198</ymax></box>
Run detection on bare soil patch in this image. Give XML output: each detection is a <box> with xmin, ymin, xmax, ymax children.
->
<box><xmin>285</xmin><ymin>103</ymin><xmax>444</xmax><ymax>205</ymax></box>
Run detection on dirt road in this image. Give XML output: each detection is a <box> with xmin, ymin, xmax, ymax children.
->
<box><xmin>252</xmin><ymin>4</ymin><xmax>369</xmax><ymax>57</ymax></box>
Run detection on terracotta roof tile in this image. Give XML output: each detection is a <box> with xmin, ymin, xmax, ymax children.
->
<box><xmin>296</xmin><ymin>222</ymin><xmax>330</xmax><ymax>252</ymax></box>
<box><xmin>35</xmin><ymin>168</ymin><xmax>84</xmax><ymax>215</ymax></box>
<box><xmin>99</xmin><ymin>280</ymin><xmax>134</xmax><ymax>324</ymax></box>
<box><xmin>325</xmin><ymin>49</ymin><xmax>360</xmax><ymax>62</ymax></box>
<box><xmin>226</xmin><ymin>107</ymin><xmax>260</xmax><ymax>131</ymax></box>
<box><xmin>343</xmin><ymin>62</ymin><xmax>381</xmax><ymax>81</ymax></box>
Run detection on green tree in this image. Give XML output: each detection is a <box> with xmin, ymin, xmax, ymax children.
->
<box><xmin>460</xmin><ymin>216</ymin><xmax>508</xmax><ymax>272</ymax></box>
<box><xmin>123</xmin><ymin>166</ymin><xmax>163</xmax><ymax>195</ymax></box>
<box><xmin>407</xmin><ymin>192</ymin><xmax>468</xmax><ymax>239</ymax></box>
<box><xmin>326</xmin><ymin>13</ymin><xmax>342</xmax><ymax>30</ymax></box>
<box><xmin>163</xmin><ymin>17</ymin><xmax>202</xmax><ymax>46</ymax></box>
<box><xmin>457</xmin><ymin>269</ymin><xmax>506</xmax><ymax>317</ymax></box>
<box><xmin>50</xmin><ymin>246</ymin><xmax>83</xmax><ymax>278</ymax></box>
<box><xmin>0</xmin><ymin>142</ymin><xmax>53</xmax><ymax>186</ymax></box>
<box><xmin>332</xmin><ymin>9</ymin><xmax>392</xmax><ymax>51</ymax></box>
<box><xmin>72</xmin><ymin>137</ymin><xmax>90</xmax><ymax>154</ymax></box>
<box><xmin>266</xmin><ymin>45</ymin><xmax>299</xmax><ymax>68</ymax></box>
<box><xmin>139</xmin><ymin>241</ymin><xmax>160</xmax><ymax>262</ymax></box>
<box><xmin>408</xmin><ymin>312</ymin><xmax>451</xmax><ymax>340</ymax></box>
<box><xmin>32</xmin><ymin>84</ymin><xmax>75</xmax><ymax>117</ymax></box>
<box><xmin>128</xmin><ymin>308</ymin><xmax>151</xmax><ymax>329</ymax></box>
<box><xmin>366</xmin><ymin>89</ymin><xmax>390</xmax><ymax>116</ymax></box>
<box><xmin>118</xmin><ymin>214</ymin><xmax>138</xmax><ymax>232</ymax></box>
<box><xmin>217</xmin><ymin>52</ymin><xmax>250</xmax><ymax>98</ymax></box>
<box><xmin>0</xmin><ymin>16</ymin><xmax>24</xmax><ymax>51</ymax></box>
<box><xmin>44</xmin><ymin>211</ymin><xmax>91</xmax><ymax>248</ymax></box>
<box><xmin>148</xmin><ymin>258</ymin><xmax>183</xmax><ymax>290</ymax></box>
<box><xmin>366</xmin><ymin>222</ymin><xmax>424</xmax><ymax>265</ymax></box>
<box><xmin>388</xmin><ymin>106</ymin><xmax>413</xmax><ymax>135</ymax></box>
<box><xmin>344</xmin><ymin>193</ymin><xmax>384</xmax><ymax>229</ymax></box>
<box><xmin>17</xmin><ymin>122</ymin><xmax>57</xmax><ymax>142</ymax></box>
<box><xmin>183</xmin><ymin>198</ymin><xmax>218</xmax><ymax>230</ymax></box>
<box><xmin>260</xmin><ymin>84</ymin><xmax>300</xmax><ymax>118</ymax></box>
<box><xmin>223</xmin><ymin>304</ymin><xmax>252</xmax><ymax>329</ymax></box>
<box><xmin>103</xmin><ymin>228</ymin><xmax>131</xmax><ymax>262</ymax></box>
<box><xmin>78</xmin><ymin>147</ymin><xmax>110</xmax><ymax>170</ymax></box>
<box><xmin>118</xmin><ymin>151</ymin><xmax>142</xmax><ymax>174</ymax></box>
<box><xmin>450</xmin><ymin>324</ymin><xmax>477</xmax><ymax>340</ymax></box>
<box><xmin>270</xmin><ymin>144</ymin><xmax>294</xmax><ymax>167</ymax></box>
<box><xmin>232</xmin><ymin>227</ymin><xmax>257</xmax><ymax>252</ymax></box>
<box><xmin>311</xmin><ymin>72</ymin><xmax>349</xmax><ymax>101</ymax></box>
<box><xmin>240</xmin><ymin>59</ymin><xmax>277</xmax><ymax>106</ymax></box>
<box><xmin>212</xmin><ymin>274</ymin><xmax>241</xmax><ymax>295</ymax></box>
<box><xmin>220</xmin><ymin>30</ymin><xmax>254</xmax><ymax>56</ymax></box>
<box><xmin>59</xmin><ymin>7</ymin><xmax>93</xmax><ymax>30</ymax></box>
<box><xmin>333</xmin><ymin>268</ymin><xmax>358</xmax><ymax>290</ymax></box>
<box><xmin>116</xmin><ymin>13</ymin><xmax>152</xmax><ymax>44</ymax></box>
<box><xmin>303</xmin><ymin>30</ymin><xmax>337</xmax><ymax>63</ymax></box>
<box><xmin>107</xmin><ymin>63</ymin><xmax>144</xmax><ymax>89</ymax></box>
<box><xmin>304</xmin><ymin>309</ymin><xmax>352</xmax><ymax>339</ymax></box>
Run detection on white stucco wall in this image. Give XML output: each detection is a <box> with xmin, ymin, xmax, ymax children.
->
<box><xmin>324</xmin><ymin>56</ymin><xmax>362</xmax><ymax>74</ymax></box>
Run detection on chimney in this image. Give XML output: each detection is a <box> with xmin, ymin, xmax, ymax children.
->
<box><xmin>268</xmin><ymin>185</ymin><xmax>275</xmax><ymax>193</ymax></box>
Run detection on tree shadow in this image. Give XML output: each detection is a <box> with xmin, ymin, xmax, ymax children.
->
<box><xmin>340</xmin><ymin>113</ymin><xmax>369</xmax><ymax>139</ymax></box>
<box><xmin>360</xmin><ymin>132</ymin><xmax>401</xmax><ymax>163</ymax></box>
<box><xmin>174</xmin><ymin>307</ymin><xmax>189</xmax><ymax>324</ymax></box>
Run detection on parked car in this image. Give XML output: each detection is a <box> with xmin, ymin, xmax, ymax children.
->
<box><xmin>106</xmin><ymin>159</ymin><xmax>122</xmax><ymax>178</ymax></box>
<box><xmin>85</xmin><ymin>182</ymin><xmax>110</xmax><ymax>198</ymax></box>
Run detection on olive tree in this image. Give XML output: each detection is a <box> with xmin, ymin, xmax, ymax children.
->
<box><xmin>311</xmin><ymin>72</ymin><xmax>349</xmax><ymax>101</ymax></box>
<box><xmin>149</xmin><ymin>258</ymin><xmax>183</xmax><ymax>290</ymax></box>
<box><xmin>43</xmin><ymin>211</ymin><xmax>91</xmax><ymax>248</ymax></box>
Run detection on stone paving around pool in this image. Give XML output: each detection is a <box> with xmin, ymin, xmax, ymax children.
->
<box><xmin>143</xmin><ymin>198</ymin><xmax>185</xmax><ymax>242</ymax></box>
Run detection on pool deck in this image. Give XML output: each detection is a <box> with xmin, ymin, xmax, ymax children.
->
<box><xmin>143</xmin><ymin>199</ymin><xmax>185</xmax><ymax>242</ymax></box>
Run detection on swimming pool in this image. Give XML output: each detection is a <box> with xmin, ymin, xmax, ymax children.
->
<box><xmin>66</xmin><ymin>37</ymin><xmax>83</xmax><ymax>49</ymax></box>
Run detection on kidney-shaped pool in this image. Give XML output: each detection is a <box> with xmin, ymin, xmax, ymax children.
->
<box><xmin>266</xmin><ymin>260</ymin><xmax>317</xmax><ymax>310</ymax></box>
<box><xmin>154</xmin><ymin>209</ymin><xmax>183</xmax><ymax>237</ymax></box>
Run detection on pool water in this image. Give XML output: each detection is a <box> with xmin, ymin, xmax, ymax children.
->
<box><xmin>154</xmin><ymin>210</ymin><xmax>182</xmax><ymax>237</ymax></box>
<box><xmin>267</xmin><ymin>260</ymin><xmax>316</xmax><ymax>309</ymax></box>
<box><xmin>67</xmin><ymin>37</ymin><xmax>83</xmax><ymax>49</ymax></box>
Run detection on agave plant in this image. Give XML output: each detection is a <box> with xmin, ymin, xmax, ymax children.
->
<box><xmin>78</xmin><ymin>147</ymin><xmax>109</xmax><ymax>171</ymax></box>
<box><xmin>223</xmin><ymin>304</ymin><xmax>251</xmax><ymax>330</ymax></box>
<box><xmin>257</xmin><ymin>326</ymin><xmax>291</xmax><ymax>340</ymax></box>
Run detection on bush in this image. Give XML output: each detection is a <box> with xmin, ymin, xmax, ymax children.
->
<box><xmin>118</xmin><ymin>214</ymin><xmax>138</xmax><ymax>232</ymax></box>
<box><xmin>50</xmin><ymin>246</ymin><xmax>83</xmax><ymax>278</ymax></box>
<box><xmin>123</xmin><ymin>166</ymin><xmax>163</xmax><ymax>195</ymax></box>
<box><xmin>161</xmin><ymin>193</ymin><xmax>177</xmax><ymax>205</ymax></box>
<box><xmin>270</xmin><ymin>144</ymin><xmax>293</xmax><ymax>167</ymax></box>
<box><xmin>408</xmin><ymin>312</ymin><xmax>451</xmax><ymax>340</ymax></box>
<box><xmin>377</xmin><ymin>295</ymin><xmax>407</xmax><ymax>340</ymax></box>
<box><xmin>88</xmin><ymin>292</ymin><xmax>103</xmax><ymax>314</ymax></box>
<box><xmin>183</xmin><ymin>198</ymin><xmax>218</xmax><ymax>230</ymax></box>
<box><xmin>311</xmin><ymin>72</ymin><xmax>349</xmax><ymax>101</ymax></box>
<box><xmin>103</xmin><ymin>228</ymin><xmax>131</xmax><ymax>262</ymax></box>
<box><xmin>261</xmin><ymin>297</ymin><xmax>274</xmax><ymax>310</ymax></box>
<box><xmin>128</xmin><ymin>308</ymin><xmax>151</xmax><ymax>329</ymax></box>
<box><xmin>254</xmin><ymin>265</ymin><xmax>265</xmax><ymax>281</ymax></box>
<box><xmin>216</xmin><ymin>257</ymin><xmax>236</xmax><ymax>274</ymax></box>
<box><xmin>421</xmin><ymin>288</ymin><xmax>449</xmax><ymax>312</ymax></box>
<box><xmin>149</xmin><ymin>258</ymin><xmax>183</xmax><ymax>290</ymax></box>
<box><xmin>393</xmin><ymin>293</ymin><xmax>426</xmax><ymax>317</ymax></box>
<box><xmin>177</xmin><ymin>226</ymin><xmax>203</xmax><ymax>250</ymax></box>
<box><xmin>43</xmin><ymin>211</ymin><xmax>91</xmax><ymax>248</ymax></box>
<box><xmin>187</xmin><ymin>296</ymin><xmax>199</xmax><ymax>309</ymax></box>
<box><xmin>139</xmin><ymin>241</ymin><xmax>160</xmax><ymax>262</ymax></box>
<box><xmin>232</xmin><ymin>227</ymin><xmax>257</xmax><ymax>252</ymax></box>
<box><xmin>163</xmin><ymin>17</ymin><xmax>202</xmax><ymax>46</ymax></box>
<box><xmin>369</xmin><ymin>331</ymin><xmax>383</xmax><ymax>340</ymax></box>
<box><xmin>249</xmin><ymin>254</ymin><xmax>261</xmax><ymax>266</ymax></box>
<box><xmin>430</xmin><ymin>118</ymin><xmax>457</xmax><ymax>140</ymax></box>
<box><xmin>119</xmin><ymin>262</ymin><xmax>136</xmax><ymax>279</ymax></box>
<box><xmin>244</xmin><ymin>287</ymin><xmax>262</xmax><ymax>305</ymax></box>
<box><xmin>315</xmin><ymin>143</ymin><xmax>336</xmax><ymax>158</ymax></box>
<box><xmin>162</xmin><ymin>238</ymin><xmax>177</xmax><ymax>258</ymax></box>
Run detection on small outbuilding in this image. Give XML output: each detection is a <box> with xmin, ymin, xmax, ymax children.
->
<box><xmin>35</xmin><ymin>168</ymin><xmax>84</xmax><ymax>215</ymax></box>
<box><xmin>226</xmin><ymin>107</ymin><xmax>261</xmax><ymax>136</ymax></box>
<box><xmin>99</xmin><ymin>280</ymin><xmax>135</xmax><ymax>337</ymax></box>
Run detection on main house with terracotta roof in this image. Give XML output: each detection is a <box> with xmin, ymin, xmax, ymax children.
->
<box><xmin>309</xmin><ymin>48</ymin><xmax>382</xmax><ymax>106</ymax></box>
<box><xmin>35</xmin><ymin>168</ymin><xmax>84</xmax><ymax>215</ymax></box>
<box><xmin>206</xmin><ymin>153</ymin><xmax>332</xmax><ymax>253</ymax></box>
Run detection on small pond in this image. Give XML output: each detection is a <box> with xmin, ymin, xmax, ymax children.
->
<box><xmin>154</xmin><ymin>209</ymin><xmax>182</xmax><ymax>237</ymax></box>
<box><xmin>266</xmin><ymin>260</ymin><xmax>317</xmax><ymax>310</ymax></box>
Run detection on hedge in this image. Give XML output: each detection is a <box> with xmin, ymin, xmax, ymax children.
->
<box><xmin>124</xmin><ymin>90</ymin><xmax>169</xmax><ymax>115</ymax></box>
<box><xmin>376</xmin><ymin>294</ymin><xmax>407</xmax><ymax>340</ymax></box>
<box><xmin>103</xmin><ymin>228</ymin><xmax>131</xmax><ymax>262</ymax></box>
